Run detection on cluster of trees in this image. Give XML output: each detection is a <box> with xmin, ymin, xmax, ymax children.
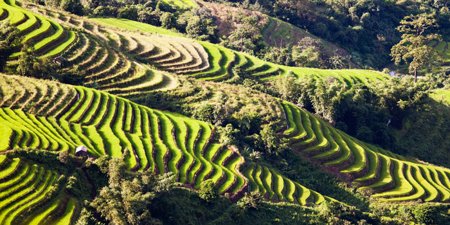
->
<box><xmin>261</xmin><ymin>37</ymin><xmax>351</xmax><ymax>69</ymax></box>
<box><xmin>221</xmin><ymin>13</ymin><xmax>265</xmax><ymax>55</ymax></box>
<box><xmin>272</xmin><ymin>72</ymin><xmax>449</xmax><ymax>163</ymax></box>
<box><xmin>211</xmin><ymin>0</ymin><xmax>450</xmax><ymax>70</ymax></box>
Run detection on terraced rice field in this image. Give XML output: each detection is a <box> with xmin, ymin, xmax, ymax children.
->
<box><xmin>282</xmin><ymin>102</ymin><xmax>450</xmax><ymax>203</ymax></box>
<box><xmin>244</xmin><ymin>163</ymin><xmax>327</xmax><ymax>205</ymax></box>
<box><xmin>7</xmin><ymin>1</ymin><xmax>388</xmax><ymax>92</ymax></box>
<box><xmin>35</xmin><ymin>8</ymin><xmax>211</xmax><ymax>76</ymax></box>
<box><xmin>0</xmin><ymin>1</ymin><xmax>177</xmax><ymax>98</ymax></box>
<box><xmin>2</xmin><ymin>1</ymin><xmax>450</xmax><ymax>217</ymax></box>
<box><xmin>43</xmin><ymin>11</ymin><xmax>388</xmax><ymax>86</ymax></box>
<box><xmin>0</xmin><ymin>155</ymin><xmax>77</xmax><ymax>225</ymax></box>
<box><xmin>98</xmin><ymin>18</ymin><xmax>388</xmax><ymax>84</ymax></box>
<box><xmin>0</xmin><ymin>74</ymin><xmax>245</xmax><ymax>195</ymax></box>
<box><xmin>0</xmin><ymin>74</ymin><xmax>331</xmax><ymax>208</ymax></box>
<box><xmin>0</xmin><ymin>0</ymin><xmax>75</xmax><ymax>59</ymax></box>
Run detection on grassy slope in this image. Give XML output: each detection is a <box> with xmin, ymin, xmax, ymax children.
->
<box><xmin>261</xmin><ymin>17</ymin><xmax>351</xmax><ymax>60</ymax></box>
<box><xmin>431</xmin><ymin>89</ymin><xmax>450</xmax><ymax>105</ymax></box>
<box><xmin>161</xmin><ymin>0</ymin><xmax>197</xmax><ymax>9</ymax></box>
<box><xmin>0</xmin><ymin>74</ymin><xmax>333</xmax><ymax>207</ymax></box>
<box><xmin>91</xmin><ymin>18</ymin><xmax>184</xmax><ymax>37</ymax></box>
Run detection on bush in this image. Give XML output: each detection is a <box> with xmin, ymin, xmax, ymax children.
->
<box><xmin>222</xmin><ymin>14</ymin><xmax>265</xmax><ymax>54</ymax></box>
<box><xmin>413</xmin><ymin>204</ymin><xmax>448</xmax><ymax>224</ymax></box>
<box><xmin>92</xmin><ymin>6</ymin><xmax>118</xmax><ymax>17</ymax></box>
<box><xmin>60</xmin><ymin>0</ymin><xmax>84</xmax><ymax>15</ymax></box>
<box><xmin>118</xmin><ymin>5</ymin><xmax>139</xmax><ymax>21</ymax></box>
<box><xmin>160</xmin><ymin>12</ymin><xmax>174</xmax><ymax>28</ymax></box>
<box><xmin>237</xmin><ymin>192</ymin><xmax>262</xmax><ymax>210</ymax></box>
<box><xmin>198</xmin><ymin>179</ymin><xmax>218</xmax><ymax>202</ymax></box>
<box><xmin>183</xmin><ymin>9</ymin><xmax>218</xmax><ymax>42</ymax></box>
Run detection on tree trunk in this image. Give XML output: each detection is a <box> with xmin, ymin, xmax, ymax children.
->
<box><xmin>414</xmin><ymin>68</ymin><xmax>417</xmax><ymax>83</ymax></box>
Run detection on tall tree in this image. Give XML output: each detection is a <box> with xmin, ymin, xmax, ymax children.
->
<box><xmin>391</xmin><ymin>13</ymin><xmax>442</xmax><ymax>82</ymax></box>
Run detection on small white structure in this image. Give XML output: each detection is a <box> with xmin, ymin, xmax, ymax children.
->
<box><xmin>389</xmin><ymin>71</ymin><xmax>396</xmax><ymax>77</ymax></box>
<box><xmin>75</xmin><ymin>146</ymin><xmax>88</xmax><ymax>157</ymax></box>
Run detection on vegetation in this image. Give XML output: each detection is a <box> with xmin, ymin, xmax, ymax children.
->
<box><xmin>391</xmin><ymin>13</ymin><xmax>442</xmax><ymax>82</ymax></box>
<box><xmin>1</xmin><ymin>0</ymin><xmax>450</xmax><ymax>224</ymax></box>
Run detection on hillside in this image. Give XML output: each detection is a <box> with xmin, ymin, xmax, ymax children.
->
<box><xmin>198</xmin><ymin>1</ymin><xmax>356</xmax><ymax>68</ymax></box>
<box><xmin>0</xmin><ymin>0</ymin><xmax>450</xmax><ymax>224</ymax></box>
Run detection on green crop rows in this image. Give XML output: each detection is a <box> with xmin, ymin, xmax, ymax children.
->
<box><xmin>0</xmin><ymin>74</ymin><xmax>334</xmax><ymax>224</ymax></box>
<box><xmin>2</xmin><ymin>2</ymin><xmax>450</xmax><ymax>224</ymax></box>
<box><xmin>0</xmin><ymin>74</ymin><xmax>246</xmax><ymax>194</ymax></box>
<box><xmin>0</xmin><ymin>155</ymin><xmax>77</xmax><ymax>225</ymax></box>
<box><xmin>244</xmin><ymin>163</ymin><xmax>327</xmax><ymax>205</ymax></box>
<box><xmin>281</xmin><ymin>102</ymin><xmax>450</xmax><ymax>202</ymax></box>
<box><xmin>63</xmin><ymin>13</ymin><xmax>390</xmax><ymax>86</ymax></box>
<box><xmin>0</xmin><ymin>0</ymin><xmax>75</xmax><ymax>58</ymax></box>
<box><xmin>1</xmin><ymin>1</ymin><xmax>177</xmax><ymax>97</ymax></box>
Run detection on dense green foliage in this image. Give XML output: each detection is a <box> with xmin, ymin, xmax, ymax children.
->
<box><xmin>391</xmin><ymin>13</ymin><xmax>442</xmax><ymax>81</ymax></box>
<box><xmin>271</xmin><ymin>73</ymin><xmax>450</xmax><ymax>166</ymax></box>
<box><xmin>210</xmin><ymin>0</ymin><xmax>450</xmax><ymax>70</ymax></box>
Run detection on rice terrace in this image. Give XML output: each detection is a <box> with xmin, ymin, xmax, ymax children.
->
<box><xmin>0</xmin><ymin>0</ymin><xmax>449</xmax><ymax>224</ymax></box>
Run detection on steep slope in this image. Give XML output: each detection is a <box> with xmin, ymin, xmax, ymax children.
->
<box><xmin>1</xmin><ymin>0</ymin><xmax>75</xmax><ymax>59</ymax></box>
<box><xmin>15</xmin><ymin>0</ymin><xmax>387</xmax><ymax>87</ymax></box>
<box><xmin>0</xmin><ymin>74</ymin><xmax>332</xmax><ymax>208</ymax></box>
<box><xmin>281</xmin><ymin>102</ymin><xmax>450</xmax><ymax>203</ymax></box>
<box><xmin>0</xmin><ymin>1</ymin><xmax>178</xmax><ymax>98</ymax></box>
<box><xmin>91</xmin><ymin>16</ymin><xmax>388</xmax><ymax>85</ymax></box>
<box><xmin>0</xmin><ymin>154</ymin><xmax>79</xmax><ymax>225</ymax></box>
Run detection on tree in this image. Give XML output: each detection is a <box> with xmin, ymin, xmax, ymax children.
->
<box><xmin>160</xmin><ymin>12</ymin><xmax>174</xmax><ymax>29</ymax></box>
<box><xmin>17</xmin><ymin>44</ymin><xmax>59</xmax><ymax>79</ymax></box>
<box><xmin>391</xmin><ymin>13</ymin><xmax>442</xmax><ymax>82</ymax></box>
<box><xmin>90</xmin><ymin>158</ymin><xmax>168</xmax><ymax>225</ymax></box>
<box><xmin>223</xmin><ymin>14</ymin><xmax>265</xmax><ymax>54</ymax></box>
<box><xmin>237</xmin><ymin>192</ymin><xmax>262</xmax><ymax>210</ymax></box>
<box><xmin>292</xmin><ymin>46</ymin><xmax>322</xmax><ymax>68</ymax></box>
<box><xmin>0</xmin><ymin>21</ymin><xmax>22</xmax><ymax>71</ymax></box>
<box><xmin>179</xmin><ymin>8</ymin><xmax>218</xmax><ymax>42</ymax></box>
<box><xmin>60</xmin><ymin>0</ymin><xmax>84</xmax><ymax>15</ymax></box>
<box><xmin>17</xmin><ymin>44</ymin><xmax>39</xmax><ymax>76</ymax></box>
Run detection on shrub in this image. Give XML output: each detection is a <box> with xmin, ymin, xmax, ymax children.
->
<box><xmin>160</xmin><ymin>12</ymin><xmax>174</xmax><ymax>28</ymax></box>
<box><xmin>198</xmin><ymin>179</ymin><xmax>218</xmax><ymax>202</ymax></box>
<box><xmin>118</xmin><ymin>5</ymin><xmax>139</xmax><ymax>21</ymax></box>
<box><xmin>237</xmin><ymin>192</ymin><xmax>262</xmax><ymax>210</ymax></box>
<box><xmin>413</xmin><ymin>205</ymin><xmax>448</xmax><ymax>224</ymax></box>
<box><xmin>222</xmin><ymin>14</ymin><xmax>265</xmax><ymax>54</ymax></box>
<box><xmin>92</xmin><ymin>6</ymin><xmax>118</xmax><ymax>17</ymax></box>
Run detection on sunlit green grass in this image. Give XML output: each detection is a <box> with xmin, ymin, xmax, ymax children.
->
<box><xmin>161</xmin><ymin>0</ymin><xmax>197</xmax><ymax>9</ymax></box>
<box><xmin>430</xmin><ymin>89</ymin><xmax>450</xmax><ymax>105</ymax></box>
<box><xmin>91</xmin><ymin>18</ymin><xmax>183</xmax><ymax>37</ymax></box>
